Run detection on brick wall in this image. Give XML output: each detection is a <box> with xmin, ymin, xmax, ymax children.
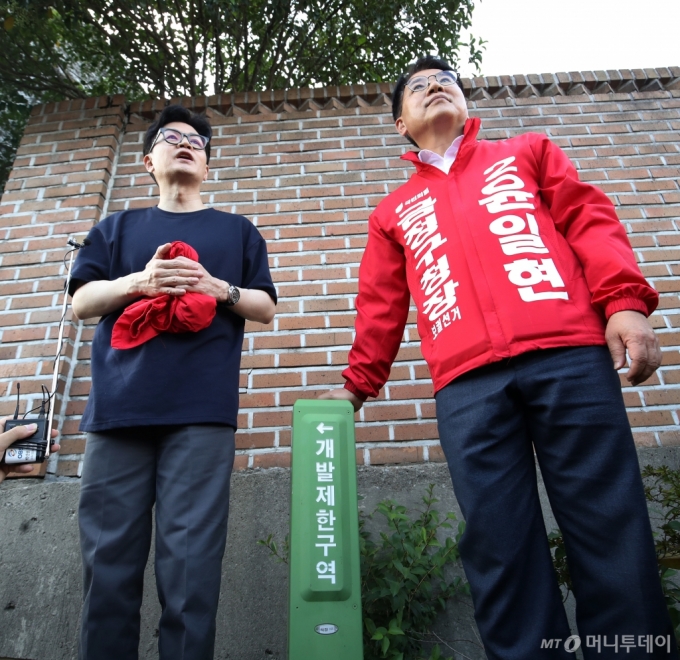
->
<box><xmin>1</xmin><ymin>68</ymin><xmax>679</xmax><ymax>478</ymax></box>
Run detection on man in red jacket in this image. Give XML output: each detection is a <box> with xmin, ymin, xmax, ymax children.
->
<box><xmin>322</xmin><ymin>56</ymin><xmax>675</xmax><ymax>659</ymax></box>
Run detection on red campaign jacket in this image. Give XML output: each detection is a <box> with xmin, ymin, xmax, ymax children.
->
<box><xmin>342</xmin><ymin>117</ymin><xmax>658</xmax><ymax>399</ymax></box>
<box><xmin>111</xmin><ymin>241</ymin><xmax>216</xmax><ymax>350</ymax></box>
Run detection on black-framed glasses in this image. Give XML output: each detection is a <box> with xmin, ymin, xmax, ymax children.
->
<box><xmin>406</xmin><ymin>71</ymin><xmax>460</xmax><ymax>93</ymax></box>
<box><xmin>150</xmin><ymin>127</ymin><xmax>210</xmax><ymax>151</ymax></box>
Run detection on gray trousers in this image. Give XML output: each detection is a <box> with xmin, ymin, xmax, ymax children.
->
<box><xmin>78</xmin><ymin>425</ymin><xmax>236</xmax><ymax>660</ymax></box>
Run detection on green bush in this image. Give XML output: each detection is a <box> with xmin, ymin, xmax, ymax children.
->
<box><xmin>642</xmin><ymin>465</ymin><xmax>680</xmax><ymax>642</ymax></box>
<box><xmin>259</xmin><ymin>484</ymin><xmax>477</xmax><ymax>660</ymax></box>
<box><xmin>360</xmin><ymin>485</ymin><xmax>472</xmax><ymax>660</ymax></box>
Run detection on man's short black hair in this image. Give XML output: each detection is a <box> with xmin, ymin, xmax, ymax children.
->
<box><xmin>391</xmin><ymin>55</ymin><xmax>464</xmax><ymax>123</ymax></box>
<box><xmin>143</xmin><ymin>104</ymin><xmax>212</xmax><ymax>163</ymax></box>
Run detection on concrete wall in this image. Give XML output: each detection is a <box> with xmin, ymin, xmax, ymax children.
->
<box><xmin>1</xmin><ymin>448</ymin><xmax>678</xmax><ymax>660</ymax></box>
<box><xmin>0</xmin><ymin>68</ymin><xmax>680</xmax><ymax>479</ymax></box>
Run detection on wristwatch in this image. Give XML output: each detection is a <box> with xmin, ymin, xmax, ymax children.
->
<box><xmin>222</xmin><ymin>283</ymin><xmax>240</xmax><ymax>306</ymax></box>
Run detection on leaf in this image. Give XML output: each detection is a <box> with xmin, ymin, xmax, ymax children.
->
<box><xmin>4</xmin><ymin>16</ymin><xmax>14</xmax><ymax>31</ymax></box>
<box><xmin>386</xmin><ymin>578</ymin><xmax>402</xmax><ymax>597</ymax></box>
<box><xmin>365</xmin><ymin>617</ymin><xmax>377</xmax><ymax>635</ymax></box>
<box><xmin>387</xmin><ymin>623</ymin><xmax>404</xmax><ymax>636</ymax></box>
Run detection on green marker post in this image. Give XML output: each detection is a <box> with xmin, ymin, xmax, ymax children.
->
<box><xmin>288</xmin><ymin>399</ymin><xmax>364</xmax><ymax>659</ymax></box>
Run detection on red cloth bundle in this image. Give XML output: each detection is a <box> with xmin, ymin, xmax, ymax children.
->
<box><xmin>111</xmin><ymin>241</ymin><xmax>217</xmax><ymax>350</ymax></box>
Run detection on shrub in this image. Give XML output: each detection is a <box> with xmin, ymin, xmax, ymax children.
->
<box><xmin>642</xmin><ymin>465</ymin><xmax>680</xmax><ymax>642</ymax></box>
<box><xmin>360</xmin><ymin>485</ymin><xmax>472</xmax><ymax>660</ymax></box>
<box><xmin>259</xmin><ymin>484</ymin><xmax>477</xmax><ymax>660</ymax></box>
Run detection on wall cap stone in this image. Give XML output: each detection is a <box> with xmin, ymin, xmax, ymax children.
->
<box><xmin>118</xmin><ymin>67</ymin><xmax>680</xmax><ymax>120</ymax></box>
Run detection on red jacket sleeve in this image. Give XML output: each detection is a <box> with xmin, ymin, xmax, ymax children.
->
<box><xmin>342</xmin><ymin>212</ymin><xmax>411</xmax><ymax>400</ymax></box>
<box><xmin>531</xmin><ymin>136</ymin><xmax>658</xmax><ymax>318</ymax></box>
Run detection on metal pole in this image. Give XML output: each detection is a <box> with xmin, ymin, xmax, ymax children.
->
<box><xmin>45</xmin><ymin>247</ymin><xmax>75</xmax><ymax>457</ymax></box>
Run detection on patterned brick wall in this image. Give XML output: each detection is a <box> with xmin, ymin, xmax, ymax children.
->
<box><xmin>1</xmin><ymin>68</ymin><xmax>679</xmax><ymax>478</ymax></box>
<box><xmin>0</xmin><ymin>96</ymin><xmax>125</xmax><ymax>477</ymax></box>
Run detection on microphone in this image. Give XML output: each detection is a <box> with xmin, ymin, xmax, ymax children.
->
<box><xmin>68</xmin><ymin>238</ymin><xmax>91</xmax><ymax>249</ymax></box>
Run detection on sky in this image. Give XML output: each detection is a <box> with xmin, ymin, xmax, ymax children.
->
<box><xmin>458</xmin><ymin>0</ymin><xmax>680</xmax><ymax>78</ymax></box>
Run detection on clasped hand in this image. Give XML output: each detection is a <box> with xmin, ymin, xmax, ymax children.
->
<box><xmin>133</xmin><ymin>243</ymin><xmax>225</xmax><ymax>299</ymax></box>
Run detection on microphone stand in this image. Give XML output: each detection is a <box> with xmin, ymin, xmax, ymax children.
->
<box><xmin>46</xmin><ymin>239</ymin><xmax>85</xmax><ymax>458</ymax></box>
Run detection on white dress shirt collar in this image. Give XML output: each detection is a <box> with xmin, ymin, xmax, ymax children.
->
<box><xmin>418</xmin><ymin>134</ymin><xmax>465</xmax><ymax>174</ymax></box>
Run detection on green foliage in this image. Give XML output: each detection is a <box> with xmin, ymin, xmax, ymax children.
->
<box><xmin>257</xmin><ymin>532</ymin><xmax>290</xmax><ymax>564</ymax></box>
<box><xmin>643</xmin><ymin>465</ymin><xmax>680</xmax><ymax>560</ymax></box>
<box><xmin>1</xmin><ymin>0</ymin><xmax>483</xmax><ymax>98</ymax></box>
<box><xmin>642</xmin><ymin>465</ymin><xmax>680</xmax><ymax>642</ymax></box>
<box><xmin>661</xmin><ymin>566</ymin><xmax>680</xmax><ymax>645</ymax></box>
<box><xmin>361</xmin><ymin>485</ymin><xmax>471</xmax><ymax>660</ymax></box>
<box><xmin>0</xmin><ymin>0</ymin><xmax>484</xmax><ymax>194</ymax></box>
<box><xmin>259</xmin><ymin>484</ymin><xmax>477</xmax><ymax>660</ymax></box>
<box><xmin>0</xmin><ymin>84</ymin><xmax>32</xmax><ymax>198</ymax></box>
<box><xmin>0</xmin><ymin>0</ymin><xmax>142</xmax><ymax>194</ymax></box>
<box><xmin>549</xmin><ymin>465</ymin><xmax>680</xmax><ymax>648</ymax></box>
<box><xmin>547</xmin><ymin>529</ymin><xmax>572</xmax><ymax>602</ymax></box>
<box><xmin>0</xmin><ymin>2</ymin><xmax>140</xmax><ymax>100</ymax></box>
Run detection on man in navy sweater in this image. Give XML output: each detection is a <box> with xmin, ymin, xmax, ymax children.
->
<box><xmin>70</xmin><ymin>105</ymin><xmax>276</xmax><ymax>660</ymax></box>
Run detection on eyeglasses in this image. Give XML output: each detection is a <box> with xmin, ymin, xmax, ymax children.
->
<box><xmin>406</xmin><ymin>71</ymin><xmax>460</xmax><ymax>93</ymax></box>
<box><xmin>150</xmin><ymin>127</ymin><xmax>210</xmax><ymax>151</ymax></box>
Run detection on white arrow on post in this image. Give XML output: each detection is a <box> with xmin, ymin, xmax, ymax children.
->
<box><xmin>316</xmin><ymin>423</ymin><xmax>333</xmax><ymax>434</ymax></box>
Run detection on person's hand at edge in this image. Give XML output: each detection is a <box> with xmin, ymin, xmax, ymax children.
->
<box><xmin>0</xmin><ymin>418</ymin><xmax>60</xmax><ymax>484</ymax></box>
<box><xmin>605</xmin><ymin>310</ymin><xmax>661</xmax><ymax>386</ymax></box>
<box><xmin>317</xmin><ymin>389</ymin><xmax>364</xmax><ymax>412</ymax></box>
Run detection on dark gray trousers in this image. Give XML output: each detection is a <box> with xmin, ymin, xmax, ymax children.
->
<box><xmin>78</xmin><ymin>425</ymin><xmax>236</xmax><ymax>660</ymax></box>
